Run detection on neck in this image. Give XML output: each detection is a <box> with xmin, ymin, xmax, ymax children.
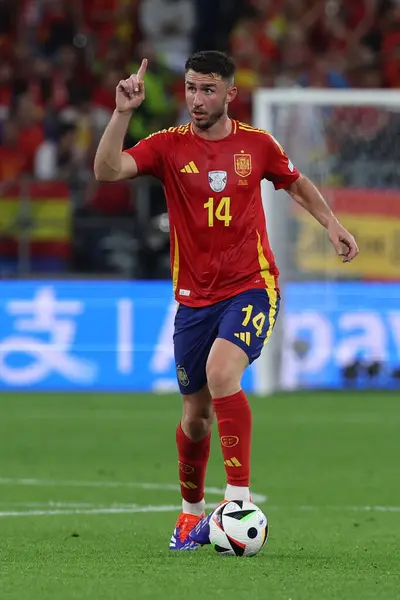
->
<box><xmin>192</xmin><ymin>115</ymin><xmax>232</xmax><ymax>141</ymax></box>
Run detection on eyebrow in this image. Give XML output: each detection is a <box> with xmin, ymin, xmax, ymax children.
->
<box><xmin>185</xmin><ymin>81</ymin><xmax>217</xmax><ymax>88</ymax></box>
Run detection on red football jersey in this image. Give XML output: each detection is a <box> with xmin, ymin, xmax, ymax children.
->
<box><xmin>124</xmin><ymin>120</ymin><xmax>300</xmax><ymax>307</ymax></box>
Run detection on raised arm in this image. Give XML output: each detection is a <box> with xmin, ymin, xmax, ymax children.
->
<box><xmin>94</xmin><ymin>59</ymin><xmax>148</xmax><ymax>182</ymax></box>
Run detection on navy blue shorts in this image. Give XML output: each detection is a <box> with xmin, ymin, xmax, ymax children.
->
<box><xmin>173</xmin><ymin>288</ymin><xmax>280</xmax><ymax>395</ymax></box>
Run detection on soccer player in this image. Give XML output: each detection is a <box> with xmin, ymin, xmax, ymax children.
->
<box><xmin>94</xmin><ymin>51</ymin><xmax>359</xmax><ymax>550</ymax></box>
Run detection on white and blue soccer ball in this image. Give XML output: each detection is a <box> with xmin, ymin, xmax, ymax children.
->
<box><xmin>209</xmin><ymin>500</ymin><xmax>268</xmax><ymax>557</ymax></box>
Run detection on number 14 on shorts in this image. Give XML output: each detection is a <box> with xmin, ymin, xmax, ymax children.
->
<box><xmin>241</xmin><ymin>304</ymin><xmax>266</xmax><ymax>337</ymax></box>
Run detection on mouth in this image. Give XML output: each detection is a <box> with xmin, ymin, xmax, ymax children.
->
<box><xmin>192</xmin><ymin>111</ymin><xmax>206</xmax><ymax>118</ymax></box>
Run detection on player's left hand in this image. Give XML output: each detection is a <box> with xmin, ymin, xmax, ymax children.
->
<box><xmin>327</xmin><ymin>220</ymin><xmax>359</xmax><ymax>263</ymax></box>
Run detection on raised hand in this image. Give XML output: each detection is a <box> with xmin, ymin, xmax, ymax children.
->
<box><xmin>116</xmin><ymin>58</ymin><xmax>148</xmax><ymax>113</ymax></box>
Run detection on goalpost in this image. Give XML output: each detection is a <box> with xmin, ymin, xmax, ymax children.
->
<box><xmin>253</xmin><ymin>88</ymin><xmax>400</xmax><ymax>395</ymax></box>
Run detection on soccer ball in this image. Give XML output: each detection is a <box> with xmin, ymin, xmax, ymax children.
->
<box><xmin>209</xmin><ymin>500</ymin><xmax>268</xmax><ymax>557</ymax></box>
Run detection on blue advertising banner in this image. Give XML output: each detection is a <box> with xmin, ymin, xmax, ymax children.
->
<box><xmin>0</xmin><ymin>281</ymin><xmax>255</xmax><ymax>392</ymax></box>
<box><xmin>0</xmin><ymin>281</ymin><xmax>399</xmax><ymax>391</ymax></box>
<box><xmin>282</xmin><ymin>282</ymin><xmax>400</xmax><ymax>390</ymax></box>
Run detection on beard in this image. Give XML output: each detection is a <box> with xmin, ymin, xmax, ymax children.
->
<box><xmin>192</xmin><ymin>105</ymin><xmax>225</xmax><ymax>130</ymax></box>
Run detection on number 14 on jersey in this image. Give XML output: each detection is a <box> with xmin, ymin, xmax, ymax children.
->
<box><xmin>204</xmin><ymin>197</ymin><xmax>232</xmax><ymax>227</ymax></box>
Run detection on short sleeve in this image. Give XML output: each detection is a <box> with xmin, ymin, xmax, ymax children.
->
<box><xmin>263</xmin><ymin>133</ymin><xmax>300</xmax><ymax>190</ymax></box>
<box><xmin>123</xmin><ymin>132</ymin><xmax>166</xmax><ymax>181</ymax></box>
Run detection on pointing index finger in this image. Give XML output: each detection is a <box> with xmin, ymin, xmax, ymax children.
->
<box><xmin>137</xmin><ymin>58</ymin><xmax>148</xmax><ymax>81</ymax></box>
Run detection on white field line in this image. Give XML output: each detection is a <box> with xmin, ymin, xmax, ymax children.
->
<box><xmin>291</xmin><ymin>505</ymin><xmax>400</xmax><ymax>513</ymax></box>
<box><xmin>1</xmin><ymin>478</ymin><xmax>398</xmax><ymax>515</ymax></box>
<box><xmin>0</xmin><ymin>477</ymin><xmax>267</xmax><ymax>503</ymax></box>
<box><xmin>0</xmin><ymin>504</ymin><xmax>400</xmax><ymax>519</ymax></box>
<box><xmin>0</xmin><ymin>502</ymin><xmax>101</xmax><ymax>508</ymax></box>
<box><xmin>0</xmin><ymin>501</ymin><xmax>215</xmax><ymax>508</ymax></box>
<box><xmin>2</xmin><ymin>502</ymin><xmax>400</xmax><ymax>513</ymax></box>
<box><xmin>0</xmin><ymin>505</ymin><xmax>182</xmax><ymax>518</ymax></box>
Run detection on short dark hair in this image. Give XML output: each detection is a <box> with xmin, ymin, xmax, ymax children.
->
<box><xmin>185</xmin><ymin>51</ymin><xmax>235</xmax><ymax>81</ymax></box>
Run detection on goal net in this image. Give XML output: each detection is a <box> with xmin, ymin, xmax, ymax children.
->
<box><xmin>253</xmin><ymin>89</ymin><xmax>400</xmax><ymax>394</ymax></box>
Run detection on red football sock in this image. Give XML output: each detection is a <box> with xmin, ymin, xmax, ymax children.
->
<box><xmin>213</xmin><ymin>390</ymin><xmax>252</xmax><ymax>487</ymax></box>
<box><xmin>176</xmin><ymin>423</ymin><xmax>211</xmax><ymax>504</ymax></box>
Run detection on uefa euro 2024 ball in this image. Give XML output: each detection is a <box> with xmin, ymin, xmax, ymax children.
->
<box><xmin>209</xmin><ymin>500</ymin><xmax>268</xmax><ymax>557</ymax></box>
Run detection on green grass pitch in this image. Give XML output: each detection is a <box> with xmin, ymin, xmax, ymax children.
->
<box><xmin>0</xmin><ymin>391</ymin><xmax>399</xmax><ymax>599</ymax></box>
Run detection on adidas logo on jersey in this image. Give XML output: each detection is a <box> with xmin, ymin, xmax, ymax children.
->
<box><xmin>180</xmin><ymin>161</ymin><xmax>199</xmax><ymax>173</ymax></box>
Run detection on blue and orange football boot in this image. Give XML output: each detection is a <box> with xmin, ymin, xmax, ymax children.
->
<box><xmin>189</xmin><ymin>500</ymin><xmax>229</xmax><ymax>546</ymax></box>
<box><xmin>189</xmin><ymin>498</ymin><xmax>253</xmax><ymax>545</ymax></box>
<box><xmin>169</xmin><ymin>512</ymin><xmax>205</xmax><ymax>551</ymax></box>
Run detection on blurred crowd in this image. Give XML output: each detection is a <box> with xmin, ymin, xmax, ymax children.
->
<box><xmin>1</xmin><ymin>0</ymin><xmax>400</xmax><ymax>275</ymax></box>
<box><xmin>1</xmin><ymin>0</ymin><xmax>400</xmax><ymax>185</ymax></box>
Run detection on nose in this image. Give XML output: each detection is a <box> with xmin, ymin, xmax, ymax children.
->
<box><xmin>193</xmin><ymin>92</ymin><xmax>203</xmax><ymax>108</ymax></box>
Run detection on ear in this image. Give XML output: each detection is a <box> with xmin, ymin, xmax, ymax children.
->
<box><xmin>226</xmin><ymin>85</ymin><xmax>238</xmax><ymax>105</ymax></box>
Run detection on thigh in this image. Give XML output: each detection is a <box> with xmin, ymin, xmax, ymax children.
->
<box><xmin>217</xmin><ymin>288</ymin><xmax>280</xmax><ymax>365</ymax></box>
<box><xmin>173</xmin><ymin>303</ymin><xmax>222</xmax><ymax>395</ymax></box>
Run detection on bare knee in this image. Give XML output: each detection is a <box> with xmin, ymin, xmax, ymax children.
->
<box><xmin>206</xmin><ymin>362</ymin><xmax>240</xmax><ymax>398</ymax></box>
<box><xmin>181</xmin><ymin>388</ymin><xmax>213</xmax><ymax>441</ymax></box>
<box><xmin>182</xmin><ymin>414</ymin><xmax>212</xmax><ymax>441</ymax></box>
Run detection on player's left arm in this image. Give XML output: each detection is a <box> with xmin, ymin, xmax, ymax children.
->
<box><xmin>286</xmin><ymin>175</ymin><xmax>359</xmax><ymax>263</ymax></box>
<box><xmin>263</xmin><ymin>133</ymin><xmax>359</xmax><ymax>264</ymax></box>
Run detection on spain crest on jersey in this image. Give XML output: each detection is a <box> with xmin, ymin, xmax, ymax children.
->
<box><xmin>234</xmin><ymin>154</ymin><xmax>252</xmax><ymax>177</ymax></box>
<box><xmin>208</xmin><ymin>170</ymin><xmax>227</xmax><ymax>193</ymax></box>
